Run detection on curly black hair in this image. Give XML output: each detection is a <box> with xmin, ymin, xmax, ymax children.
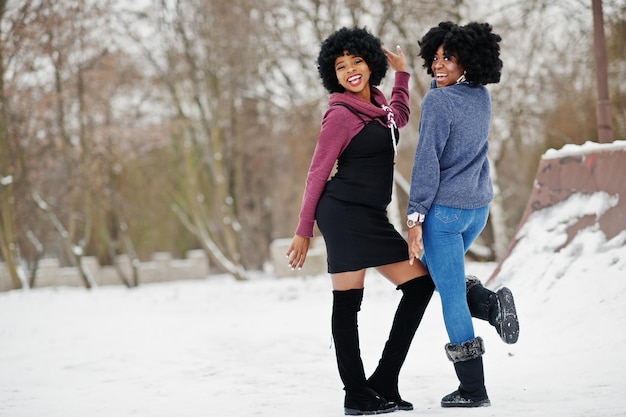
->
<box><xmin>317</xmin><ymin>27</ymin><xmax>388</xmax><ymax>94</ymax></box>
<box><xmin>418</xmin><ymin>21</ymin><xmax>503</xmax><ymax>85</ymax></box>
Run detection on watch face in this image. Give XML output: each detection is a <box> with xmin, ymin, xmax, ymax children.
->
<box><xmin>407</xmin><ymin>219</ymin><xmax>416</xmax><ymax>228</ymax></box>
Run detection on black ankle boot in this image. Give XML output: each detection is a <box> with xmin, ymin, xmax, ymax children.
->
<box><xmin>466</xmin><ymin>276</ymin><xmax>519</xmax><ymax>344</ymax></box>
<box><xmin>367</xmin><ymin>275</ymin><xmax>435</xmax><ymax>411</ymax></box>
<box><xmin>332</xmin><ymin>289</ymin><xmax>398</xmax><ymax>415</ymax></box>
<box><xmin>344</xmin><ymin>387</ymin><xmax>398</xmax><ymax>415</ymax></box>
<box><xmin>441</xmin><ymin>336</ymin><xmax>490</xmax><ymax>408</ymax></box>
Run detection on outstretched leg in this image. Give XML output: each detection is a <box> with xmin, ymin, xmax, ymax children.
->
<box><xmin>466</xmin><ymin>276</ymin><xmax>519</xmax><ymax>344</ymax></box>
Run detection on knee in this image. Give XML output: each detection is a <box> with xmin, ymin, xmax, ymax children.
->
<box><xmin>397</xmin><ymin>274</ymin><xmax>435</xmax><ymax>294</ymax></box>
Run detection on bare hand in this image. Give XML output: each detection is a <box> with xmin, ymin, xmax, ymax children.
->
<box><xmin>407</xmin><ymin>226</ymin><xmax>423</xmax><ymax>265</ymax></box>
<box><xmin>382</xmin><ymin>45</ymin><xmax>407</xmax><ymax>73</ymax></box>
<box><xmin>286</xmin><ymin>235</ymin><xmax>311</xmax><ymax>270</ymax></box>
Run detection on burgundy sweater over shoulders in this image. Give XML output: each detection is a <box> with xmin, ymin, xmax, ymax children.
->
<box><xmin>295</xmin><ymin>71</ymin><xmax>411</xmax><ymax>238</ymax></box>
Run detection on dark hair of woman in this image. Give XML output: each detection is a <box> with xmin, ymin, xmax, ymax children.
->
<box><xmin>317</xmin><ymin>26</ymin><xmax>388</xmax><ymax>93</ymax></box>
<box><xmin>418</xmin><ymin>21</ymin><xmax>503</xmax><ymax>85</ymax></box>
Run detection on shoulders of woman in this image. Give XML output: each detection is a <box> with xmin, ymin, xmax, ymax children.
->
<box><xmin>425</xmin><ymin>84</ymin><xmax>487</xmax><ymax>105</ymax></box>
<box><xmin>422</xmin><ymin>88</ymin><xmax>452</xmax><ymax>111</ymax></box>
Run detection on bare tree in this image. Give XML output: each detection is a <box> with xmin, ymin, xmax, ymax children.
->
<box><xmin>0</xmin><ymin>1</ymin><xmax>19</xmax><ymax>288</ymax></box>
<box><xmin>0</xmin><ymin>1</ymin><xmax>42</xmax><ymax>290</ymax></box>
<box><xmin>1</xmin><ymin>0</ymin><xmax>622</xmax><ymax>291</ymax></box>
<box><xmin>2</xmin><ymin>0</ymin><xmax>147</xmax><ymax>288</ymax></box>
<box><xmin>118</xmin><ymin>0</ymin><xmax>295</xmax><ymax>279</ymax></box>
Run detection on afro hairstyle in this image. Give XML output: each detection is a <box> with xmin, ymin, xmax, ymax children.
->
<box><xmin>418</xmin><ymin>21</ymin><xmax>503</xmax><ymax>85</ymax></box>
<box><xmin>317</xmin><ymin>27</ymin><xmax>388</xmax><ymax>94</ymax></box>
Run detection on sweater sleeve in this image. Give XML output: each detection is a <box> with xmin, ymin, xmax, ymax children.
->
<box><xmin>407</xmin><ymin>90</ymin><xmax>452</xmax><ymax>216</ymax></box>
<box><xmin>389</xmin><ymin>71</ymin><xmax>411</xmax><ymax>128</ymax></box>
<box><xmin>295</xmin><ymin>106</ymin><xmax>356</xmax><ymax>237</ymax></box>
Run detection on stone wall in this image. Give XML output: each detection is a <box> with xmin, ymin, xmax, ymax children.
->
<box><xmin>0</xmin><ymin>250</ymin><xmax>207</xmax><ymax>292</ymax></box>
<box><xmin>0</xmin><ymin>237</ymin><xmax>330</xmax><ymax>292</ymax></box>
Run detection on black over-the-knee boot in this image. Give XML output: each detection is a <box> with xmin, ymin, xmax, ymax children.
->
<box><xmin>332</xmin><ymin>289</ymin><xmax>397</xmax><ymax>416</ymax></box>
<box><xmin>367</xmin><ymin>275</ymin><xmax>435</xmax><ymax>411</ymax></box>
<box><xmin>466</xmin><ymin>276</ymin><xmax>519</xmax><ymax>344</ymax></box>
<box><xmin>441</xmin><ymin>336</ymin><xmax>490</xmax><ymax>408</ymax></box>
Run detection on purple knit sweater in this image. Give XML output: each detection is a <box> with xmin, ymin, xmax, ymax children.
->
<box><xmin>295</xmin><ymin>72</ymin><xmax>411</xmax><ymax>238</ymax></box>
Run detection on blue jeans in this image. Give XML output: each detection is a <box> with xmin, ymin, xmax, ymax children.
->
<box><xmin>421</xmin><ymin>204</ymin><xmax>490</xmax><ymax>345</ymax></box>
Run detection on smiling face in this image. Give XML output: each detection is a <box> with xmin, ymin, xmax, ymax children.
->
<box><xmin>335</xmin><ymin>52</ymin><xmax>372</xmax><ymax>101</ymax></box>
<box><xmin>431</xmin><ymin>45</ymin><xmax>465</xmax><ymax>88</ymax></box>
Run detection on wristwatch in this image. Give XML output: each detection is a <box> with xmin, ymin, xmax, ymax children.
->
<box><xmin>407</xmin><ymin>213</ymin><xmax>425</xmax><ymax>228</ymax></box>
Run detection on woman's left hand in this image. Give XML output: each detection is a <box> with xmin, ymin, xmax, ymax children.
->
<box><xmin>382</xmin><ymin>45</ymin><xmax>406</xmax><ymax>73</ymax></box>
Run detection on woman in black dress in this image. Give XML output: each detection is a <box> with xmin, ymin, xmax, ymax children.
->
<box><xmin>287</xmin><ymin>27</ymin><xmax>431</xmax><ymax>415</ymax></box>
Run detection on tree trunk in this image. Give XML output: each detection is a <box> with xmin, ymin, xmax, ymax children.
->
<box><xmin>0</xmin><ymin>4</ymin><xmax>23</xmax><ymax>289</ymax></box>
<box><xmin>33</xmin><ymin>192</ymin><xmax>96</xmax><ymax>289</ymax></box>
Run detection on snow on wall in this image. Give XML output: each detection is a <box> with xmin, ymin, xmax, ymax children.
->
<box><xmin>489</xmin><ymin>140</ymin><xmax>626</xmax><ymax>287</ymax></box>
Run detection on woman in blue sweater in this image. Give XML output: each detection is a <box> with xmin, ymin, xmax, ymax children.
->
<box><xmin>407</xmin><ymin>22</ymin><xmax>518</xmax><ymax>407</ymax></box>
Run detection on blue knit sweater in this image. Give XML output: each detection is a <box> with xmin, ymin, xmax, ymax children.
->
<box><xmin>407</xmin><ymin>81</ymin><xmax>494</xmax><ymax>217</ymax></box>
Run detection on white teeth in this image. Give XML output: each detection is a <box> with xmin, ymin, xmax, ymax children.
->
<box><xmin>348</xmin><ymin>75</ymin><xmax>361</xmax><ymax>83</ymax></box>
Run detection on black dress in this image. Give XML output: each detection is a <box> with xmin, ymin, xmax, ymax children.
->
<box><xmin>315</xmin><ymin>114</ymin><xmax>409</xmax><ymax>274</ymax></box>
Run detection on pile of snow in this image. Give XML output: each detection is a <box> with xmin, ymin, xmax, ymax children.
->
<box><xmin>542</xmin><ymin>139</ymin><xmax>626</xmax><ymax>158</ymax></box>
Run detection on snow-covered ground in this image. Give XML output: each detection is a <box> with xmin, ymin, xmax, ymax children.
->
<box><xmin>1</xmin><ymin>234</ymin><xmax>625</xmax><ymax>417</ymax></box>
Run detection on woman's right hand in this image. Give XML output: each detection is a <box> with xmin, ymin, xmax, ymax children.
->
<box><xmin>286</xmin><ymin>235</ymin><xmax>311</xmax><ymax>270</ymax></box>
<box><xmin>407</xmin><ymin>225</ymin><xmax>423</xmax><ymax>265</ymax></box>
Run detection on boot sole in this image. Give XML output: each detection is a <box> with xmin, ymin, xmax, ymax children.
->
<box><xmin>344</xmin><ymin>404</ymin><xmax>399</xmax><ymax>415</ymax></box>
<box><xmin>441</xmin><ymin>398</ymin><xmax>491</xmax><ymax>408</ymax></box>
<box><xmin>496</xmin><ymin>287</ymin><xmax>519</xmax><ymax>344</ymax></box>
